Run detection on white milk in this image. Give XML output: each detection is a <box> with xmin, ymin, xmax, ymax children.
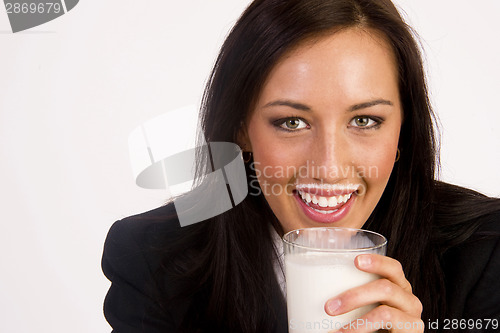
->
<box><xmin>285</xmin><ymin>252</ymin><xmax>379</xmax><ymax>333</ymax></box>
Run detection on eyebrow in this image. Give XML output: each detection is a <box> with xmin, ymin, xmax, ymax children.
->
<box><xmin>349</xmin><ymin>99</ymin><xmax>393</xmax><ymax>111</ymax></box>
<box><xmin>263</xmin><ymin>98</ymin><xmax>393</xmax><ymax>112</ymax></box>
<box><xmin>263</xmin><ymin>100</ymin><xmax>311</xmax><ymax>111</ymax></box>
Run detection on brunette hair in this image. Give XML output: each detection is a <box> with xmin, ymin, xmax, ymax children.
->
<box><xmin>155</xmin><ymin>0</ymin><xmax>500</xmax><ymax>331</ymax></box>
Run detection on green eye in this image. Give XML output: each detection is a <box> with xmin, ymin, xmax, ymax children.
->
<box><xmin>286</xmin><ymin>119</ymin><xmax>301</xmax><ymax>129</ymax></box>
<box><xmin>277</xmin><ymin>117</ymin><xmax>309</xmax><ymax>131</ymax></box>
<box><xmin>350</xmin><ymin>116</ymin><xmax>378</xmax><ymax>128</ymax></box>
<box><xmin>355</xmin><ymin>117</ymin><xmax>369</xmax><ymax>126</ymax></box>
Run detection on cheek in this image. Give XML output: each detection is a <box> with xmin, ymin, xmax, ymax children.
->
<box><xmin>253</xmin><ymin>147</ymin><xmax>299</xmax><ymax>187</ymax></box>
<box><xmin>356</xmin><ymin>143</ymin><xmax>396</xmax><ymax>185</ymax></box>
<box><xmin>248</xmin><ymin>126</ymin><xmax>309</xmax><ymax>185</ymax></box>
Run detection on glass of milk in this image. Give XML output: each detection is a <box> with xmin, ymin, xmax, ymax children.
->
<box><xmin>283</xmin><ymin>227</ymin><xmax>387</xmax><ymax>333</ymax></box>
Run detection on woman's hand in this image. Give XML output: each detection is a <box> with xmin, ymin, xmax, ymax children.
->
<box><xmin>324</xmin><ymin>254</ymin><xmax>424</xmax><ymax>333</ymax></box>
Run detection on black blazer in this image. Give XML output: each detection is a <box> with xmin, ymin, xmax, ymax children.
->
<box><xmin>102</xmin><ymin>205</ymin><xmax>500</xmax><ymax>332</ymax></box>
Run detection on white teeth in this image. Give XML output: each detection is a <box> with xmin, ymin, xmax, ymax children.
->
<box><xmin>328</xmin><ymin>196</ymin><xmax>338</xmax><ymax>206</ymax></box>
<box><xmin>314</xmin><ymin>208</ymin><xmax>339</xmax><ymax>214</ymax></box>
<box><xmin>300</xmin><ymin>191</ymin><xmax>306</xmax><ymax>200</ymax></box>
<box><xmin>338</xmin><ymin>195</ymin><xmax>345</xmax><ymax>204</ymax></box>
<box><xmin>297</xmin><ymin>190</ymin><xmax>353</xmax><ymax>209</ymax></box>
<box><xmin>311</xmin><ymin>195</ymin><xmax>319</xmax><ymax>204</ymax></box>
<box><xmin>296</xmin><ymin>183</ymin><xmax>360</xmax><ymax>192</ymax></box>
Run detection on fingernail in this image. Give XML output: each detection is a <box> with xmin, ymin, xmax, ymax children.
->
<box><xmin>326</xmin><ymin>298</ymin><xmax>341</xmax><ymax>314</ymax></box>
<box><xmin>357</xmin><ymin>255</ymin><xmax>372</xmax><ymax>268</ymax></box>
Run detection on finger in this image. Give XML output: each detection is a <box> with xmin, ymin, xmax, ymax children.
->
<box><xmin>332</xmin><ymin>305</ymin><xmax>425</xmax><ymax>333</ymax></box>
<box><xmin>355</xmin><ymin>254</ymin><xmax>412</xmax><ymax>293</ymax></box>
<box><xmin>324</xmin><ymin>278</ymin><xmax>423</xmax><ymax>317</ymax></box>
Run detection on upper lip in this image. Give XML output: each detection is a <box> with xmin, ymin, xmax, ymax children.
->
<box><xmin>295</xmin><ymin>183</ymin><xmax>360</xmax><ymax>197</ymax></box>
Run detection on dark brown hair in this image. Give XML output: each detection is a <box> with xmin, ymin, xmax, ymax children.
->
<box><xmin>156</xmin><ymin>1</ymin><xmax>500</xmax><ymax>331</ymax></box>
<box><xmin>200</xmin><ymin>0</ymin><xmax>439</xmax><ymax>325</ymax></box>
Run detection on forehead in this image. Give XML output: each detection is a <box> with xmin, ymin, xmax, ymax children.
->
<box><xmin>273</xmin><ymin>27</ymin><xmax>396</xmax><ymax>79</ymax></box>
<box><xmin>255</xmin><ymin>27</ymin><xmax>399</xmax><ymax>106</ymax></box>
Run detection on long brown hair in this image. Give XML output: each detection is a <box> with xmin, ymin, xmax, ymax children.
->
<box><xmin>155</xmin><ymin>1</ymin><xmax>499</xmax><ymax>331</ymax></box>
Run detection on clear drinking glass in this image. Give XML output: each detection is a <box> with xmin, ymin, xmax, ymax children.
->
<box><xmin>283</xmin><ymin>227</ymin><xmax>387</xmax><ymax>333</ymax></box>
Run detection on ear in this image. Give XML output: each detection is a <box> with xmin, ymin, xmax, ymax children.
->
<box><xmin>237</xmin><ymin>122</ymin><xmax>252</xmax><ymax>152</ymax></box>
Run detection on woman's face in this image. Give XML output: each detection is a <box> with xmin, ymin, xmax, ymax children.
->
<box><xmin>241</xmin><ymin>28</ymin><xmax>402</xmax><ymax>233</ymax></box>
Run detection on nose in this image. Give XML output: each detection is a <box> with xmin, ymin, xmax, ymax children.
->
<box><xmin>309</xmin><ymin>130</ymin><xmax>352</xmax><ymax>182</ymax></box>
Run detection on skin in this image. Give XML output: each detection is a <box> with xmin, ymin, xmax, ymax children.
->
<box><xmin>240</xmin><ymin>28</ymin><xmax>423</xmax><ymax>332</ymax></box>
<box><xmin>242</xmin><ymin>28</ymin><xmax>401</xmax><ymax>232</ymax></box>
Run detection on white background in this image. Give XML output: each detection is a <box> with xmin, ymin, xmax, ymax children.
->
<box><xmin>0</xmin><ymin>1</ymin><xmax>498</xmax><ymax>332</ymax></box>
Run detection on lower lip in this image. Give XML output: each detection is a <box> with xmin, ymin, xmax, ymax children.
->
<box><xmin>294</xmin><ymin>192</ymin><xmax>356</xmax><ymax>224</ymax></box>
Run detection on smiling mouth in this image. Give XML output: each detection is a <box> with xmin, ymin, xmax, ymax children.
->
<box><xmin>297</xmin><ymin>191</ymin><xmax>352</xmax><ymax>214</ymax></box>
<box><xmin>296</xmin><ymin>190</ymin><xmax>353</xmax><ymax>214</ymax></box>
<box><xmin>294</xmin><ymin>184</ymin><xmax>359</xmax><ymax>215</ymax></box>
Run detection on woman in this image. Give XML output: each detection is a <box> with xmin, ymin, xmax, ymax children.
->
<box><xmin>102</xmin><ymin>0</ymin><xmax>500</xmax><ymax>332</ymax></box>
